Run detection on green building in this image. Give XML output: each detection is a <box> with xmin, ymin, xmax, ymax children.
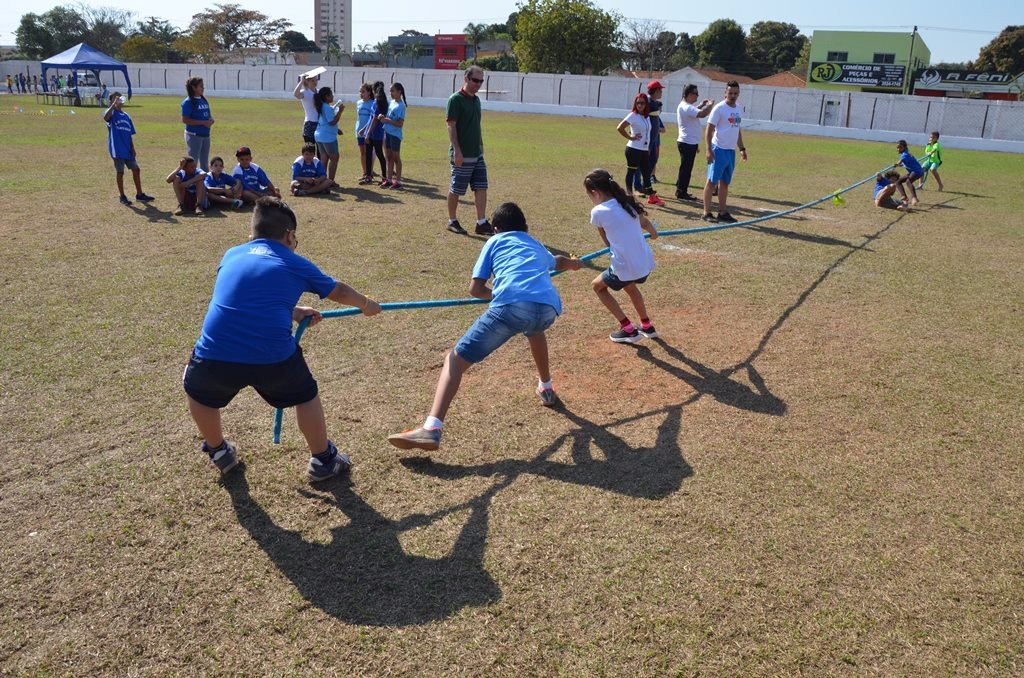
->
<box><xmin>807</xmin><ymin>30</ymin><xmax>931</xmax><ymax>94</ymax></box>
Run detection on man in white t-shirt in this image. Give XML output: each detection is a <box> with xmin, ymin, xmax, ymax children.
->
<box><xmin>293</xmin><ymin>75</ymin><xmax>321</xmax><ymax>159</ymax></box>
<box><xmin>675</xmin><ymin>84</ymin><xmax>714</xmax><ymax>201</ymax></box>
<box><xmin>702</xmin><ymin>80</ymin><xmax>748</xmax><ymax>223</ymax></box>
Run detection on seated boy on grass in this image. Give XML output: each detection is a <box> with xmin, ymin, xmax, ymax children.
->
<box><xmin>874</xmin><ymin>171</ymin><xmax>909</xmax><ymax>212</ymax></box>
<box><xmin>290</xmin><ymin>142</ymin><xmax>333</xmax><ymax>196</ymax></box>
<box><xmin>167</xmin><ymin>155</ymin><xmax>208</xmax><ymax>216</ymax></box>
<box><xmin>204</xmin><ymin>156</ymin><xmax>244</xmax><ymax>209</ymax></box>
<box><xmin>388</xmin><ymin>202</ymin><xmax>583</xmax><ymax>452</ymax></box>
<box><xmin>183</xmin><ymin>196</ymin><xmax>381</xmax><ymax>481</ymax></box>
<box><xmin>232</xmin><ymin>145</ymin><xmax>282</xmax><ymax>204</ymax></box>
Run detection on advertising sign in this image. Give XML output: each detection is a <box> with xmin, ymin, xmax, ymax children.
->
<box><xmin>912</xmin><ymin>68</ymin><xmax>1022</xmax><ymax>95</ymax></box>
<box><xmin>810</xmin><ymin>62</ymin><xmax>905</xmax><ymax>88</ymax></box>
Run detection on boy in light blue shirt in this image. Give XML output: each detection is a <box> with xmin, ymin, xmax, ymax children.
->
<box><xmin>388</xmin><ymin>202</ymin><xmax>582</xmax><ymax>452</ymax></box>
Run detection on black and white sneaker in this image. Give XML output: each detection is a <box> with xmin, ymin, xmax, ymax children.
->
<box><xmin>701</xmin><ymin>213</ymin><xmax>718</xmax><ymax>223</ymax></box>
<box><xmin>474</xmin><ymin>220</ymin><xmax>495</xmax><ymax>236</ymax></box>
<box><xmin>203</xmin><ymin>440</ymin><xmax>239</xmax><ymax>475</ymax></box>
<box><xmin>717</xmin><ymin>212</ymin><xmax>737</xmax><ymax>223</ymax></box>
<box><xmin>638</xmin><ymin>324</ymin><xmax>658</xmax><ymax>339</ymax></box>
<box><xmin>609</xmin><ymin>328</ymin><xmax>642</xmax><ymax>344</ymax></box>
<box><xmin>307</xmin><ymin>441</ymin><xmax>351</xmax><ymax>482</ymax></box>
<box><xmin>447</xmin><ymin>220</ymin><xmax>468</xmax><ymax>235</ymax></box>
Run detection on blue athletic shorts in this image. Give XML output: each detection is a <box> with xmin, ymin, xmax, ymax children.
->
<box><xmin>182</xmin><ymin>346</ymin><xmax>318</xmax><ymax>409</ymax></box>
<box><xmin>707</xmin><ymin>146</ymin><xmax>736</xmax><ymax>185</ymax></box>
<box><xmin>316</xmin><ymin>140</ymin><xmax>339</xmax><ymax>158</ymax></box>
<box><xmin>384</xmin><ymin>134</ymin><xmax>402</xmax><ymax>152</ymax></box>
<box><xmin>449</xmin><ymin>156</ymin><xmax>488</xmax><ymax>196</ymax></box>
<box><xmin>454</xmin><ymin>301</ymin><xmax>557</xmax><ymax>364</ymax></box>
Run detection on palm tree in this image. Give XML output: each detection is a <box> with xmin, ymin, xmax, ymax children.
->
<box><xmin>374</xmin><ymin>40</ymin><xmax>392</xmax><ymax>67</ymax></box>
<box><xmin>464</xmin><ymin>22</ymin><xmax>490</xmax><ymax>63</ymax></box>
<box><xmin>400</xmin><ymin>41</ymin><xmax>423</xmax><ymax>68</ymax></box>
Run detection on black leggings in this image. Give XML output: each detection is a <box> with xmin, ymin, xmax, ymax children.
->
<box><xmin>625</xmin><ymin>146</ymin><xmax>651</xmax><ymax>192</ymax></box>
<box><xmin>364</xmin><ymin>139</ymin><xmax>385</xmax><ymax>176</ymax></box>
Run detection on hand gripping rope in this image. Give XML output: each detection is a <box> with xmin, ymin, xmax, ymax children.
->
<box><xmin>272</xmin><ymin>160</ymin><xmax>907</xmax><ymax>442</ymax></box>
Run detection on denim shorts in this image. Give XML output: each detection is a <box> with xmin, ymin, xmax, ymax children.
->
<box><xmin>316</xmin><ymin>140</ymin><xmax>339</xmax><ymax>158</ymax></box>
<box><xmin>454</xmin><ymin>301</ymin><xmax>558</xmax><ymax>364</ymax></box>
<box><xmin>182</xmin><ymin>346</ymin><xmax>318</xmax><ymax>409</ymax></box>
<box><xmin>113</xmin><ymin>156</ymin><xmax>139</xmax><ymax>172</ymax></box>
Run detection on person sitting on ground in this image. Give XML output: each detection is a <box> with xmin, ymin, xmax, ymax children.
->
<box><xmin>182</xmin><ymin>196</ymin><xmax>381</xmax><ymax>481</ymax></box>
<box><xmin>874</xmin><ymin>171</ymin><xmax>909</xmax><ymax>211</ymax></box>
<box><xmin>204</xmin><ymin>156</ymin><xmax>244</xmax><ymax>209</ymax></box>
<box><xmin>167</xmin><ymin>155</ymin><xmax>208</xmax><ymax>216</ymax></box>
<box><xmin>387</xmin><ymin>202</ymin><xmax>583</xmax><ymax>452</ymax></box>
<box><xmin>290</xmin><ymin>142</ymin><xmax>333</xmax><ymax>196</ymax></box>
<box><xmin>232</xmin><ymin>146</ymin><xmax>281</xmax><ymax>203</ymax></box>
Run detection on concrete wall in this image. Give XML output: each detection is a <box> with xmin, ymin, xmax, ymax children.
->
<box><xmin>4</xmin><ymin>60</ymin><xmax>1021</xmax><ymax>152</ymax></box>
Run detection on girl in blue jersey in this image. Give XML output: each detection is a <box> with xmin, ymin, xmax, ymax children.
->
<box><xmin>363</xmin><ymin>81</ymin><xmax>388</xmax><ymax>185</ymax></box>
<box><xmin>313</xmin><ymin>86</ymin><xmax>343</xmax><ymax>185</ymax></box>
<box><xmin>181</xmin><ymin>77</ymin><xmax>213</xmax><ymax>171</ymax></box>
<box><xmin>355</xmin><ymin>83</ymin><xmax>375</xmax><ymax>184</ymax></box>
<box><xmin>894</xmin><ymin>140</ymin><xmax>922</xmax><ymax>207</ymax></box>
<box><xmin>378</xmin><ymin>82</ymin><xmax>407</xmax><ymax>189</ymax></box>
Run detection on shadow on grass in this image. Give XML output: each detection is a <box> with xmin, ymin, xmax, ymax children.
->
<box><xmin>740</xmin><ymin>223</ymin><xmax>874</xmax><ymax>250</ymax></box>
<box><xmin>228</xmin><ymin>212</ymin><xmax>906</xmax><ymax>626</ymax></box>
<box><xmin>224</xmin><ymin>467</ymin><xmax>501</xmax><ymax>627</ymax></box>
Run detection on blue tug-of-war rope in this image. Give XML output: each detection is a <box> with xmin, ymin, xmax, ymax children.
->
<box><xmin>272</xmin><ymin>160</ymin><xmax>904</xmax><ymax>443</ymax></box>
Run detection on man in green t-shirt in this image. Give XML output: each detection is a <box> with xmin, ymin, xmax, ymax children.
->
<box><xmin>445</xmin><ymin>65</ymin><xmax>493</xmax><ymax>236</ymax></box>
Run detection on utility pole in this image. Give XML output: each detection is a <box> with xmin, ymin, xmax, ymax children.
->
<box><xmin>904</xmin><ymin>25</ymin><xmax>918</xmax><ymax>95</ymax></box>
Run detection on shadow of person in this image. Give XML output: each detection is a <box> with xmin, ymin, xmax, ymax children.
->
<box><xmin>634</xmin><ymin>340</ymin><xmax>786</xmax><ymax>416</ymax></box>
<box><xmin>402</xmin><ymin>404</ymin><xmax>692</xmax><ymax>501</ymax></box>
<box><xmin>223</xmin><ymin>468</ymin><xmax>501</xmax><ymax>626</ymax></box>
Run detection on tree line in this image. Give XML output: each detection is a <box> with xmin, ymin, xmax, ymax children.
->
<box><xmin>12</xmin><ymin>1</ymin><xmax>1024</xmax><ymax>78</ymax></box>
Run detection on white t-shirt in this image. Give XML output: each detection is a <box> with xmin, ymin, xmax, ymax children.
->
<box><xmin>300</xmin><ymin>88</ymin><xmax>318</xmax><ymax>123</ymax></box>
<box><xmin>676</xmin><ymin>100</ymin><xmax>703</xmax><ymax>144</ymax></box>
<box><xmin>707</xmin><ymin>101</ymin><xmax>742</xmax><ymax>149</ymax></box>
<box><xmin>590</xmin><ymin>198</ymin><xmax>655</xmax><ymax>282</ymax></box>
<box><xmin>621</xmin><ymin>112</ymin><xmax>651</xmax><ymax>151</ymax></box>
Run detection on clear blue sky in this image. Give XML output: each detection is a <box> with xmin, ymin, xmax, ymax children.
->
<box><xmin>3</xmin><ymin>0</ymin><xmax>1015</xmax><ymax>64</ymax></box>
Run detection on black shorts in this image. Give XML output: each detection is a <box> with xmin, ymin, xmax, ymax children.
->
<box><xmin>602</xmin><ymin>268</ymin><xmax>648</xmax><ymax>291</ymax></box>
<box><xmin>182</xmin><ymin>346</ymin><xmax>318</xmax><ymax>409</ymax></box>
<box><xmin>302</xmin><ymin>120</ymin><xmax>317</xmax><ymax>142</ymax></box>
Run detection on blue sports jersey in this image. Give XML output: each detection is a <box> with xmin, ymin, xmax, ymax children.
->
<box><xmin>176</xmin><ymin>168</ymin><xmax>204</xmax><ymax>194</ymax></box>
<box><xmin>232</xmin><ymin>163</ymin><xmax>271</xmax><ymax>191</ymax></box>
<box><xmin>368</xmin><ymin>101</ymin><xmax>386</xmax><ymax>141</ymax></box>
<box><xmin>204</xmin><ymin>172</ymin><xmax>237</xmax><ymax>189</ymax></box>
<box><xmin>383</xmin><ymin>100</ymin><xmax>406</xmax><ymax>139</ymax></box>
<box><xmin>356</xmin><ymin>99</ymin><xmax>373</xmax><ymax>136</ymax></box>
<box><xmin>314</xmin><ymin>102</ymin><xmax>339</xmax><ymax>143</ymax></box>
<box><xmin>472</xmin><ymin>231</ymin><xmax>562</xmax><ymax>315</ymax></box>
<box><xmin>194</xmin><ymin>239</ymin><xmax>337</xmax><ymax>364</ymax></box>
<box><xmin>181</xmin><ymin>96</ymin><xmax>211</xmax><ymax>136</ymax></box>
<box><xmin>900</xmin><ymin>150</ymin><xmax>923</xmax><ymax>175</ymax></box>
<box><xmin>292</xmin><ymin>156</ymin><xmax>327</xmax><ymax>180</ymax></box>
<box><xmin>106</xmin><ymin>109</ymin><xmax>135</xmax><ymax>159</ymax></box>
<box><xmin>874</xmin><ymin>176</ymin><xmax>890</xmax><ymax>199</ymax></box>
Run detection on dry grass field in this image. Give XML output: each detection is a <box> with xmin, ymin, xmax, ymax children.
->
<box><xmin>1</xmin><ymin>93</ymin><xmax>1022</xmax><ymax>675</ymax></box>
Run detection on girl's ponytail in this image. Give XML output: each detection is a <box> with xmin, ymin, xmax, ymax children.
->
<box><xmin>584</xmin><ymin>168</ymin><xmax>646</xmax><ymax>218</ymax></box>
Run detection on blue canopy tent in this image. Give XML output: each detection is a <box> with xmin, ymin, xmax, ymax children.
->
<box><xmin>41</xmin><ymin>43</ymin><xmax>132</xmax><ymax>100</ymax></box>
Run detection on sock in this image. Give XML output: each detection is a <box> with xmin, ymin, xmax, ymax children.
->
<box><xmin>424</xmin><ymin>416</ymin><xmax>443</xmax><ymax>430</ymax></box>
<box><xmin>619</xmin><ymin>317</ymin><xmax>636</xmax><ymax>333</ymax></box>
<box><xmin>205</xmin><ymin>440</ymin><xmax>226</xmax><ymax>453</ymax></box>
<box><xmin>477</xmin><ymin>218</ymin><xmax>488</xmax><ymax>225</ymax></box>
<box><xmin>313</xmin><ymin>442</ymin><xmax>336</xmax><ymax>462</ymax></box>
<box><xmin>640</xmin><ymin>317</ymin><xmax>652</xmax><ymax>329</ymax></box>
<box><xmin>539</xmin><ymin>379</ymin><xmax>553</xmax><ymax>391</ymax></box>
<box><xmin>448</xmin><ymin>218</ymin><xmax>457</xmax><ymax>225</ymax></box>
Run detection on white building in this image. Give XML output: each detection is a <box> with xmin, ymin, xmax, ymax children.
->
<box><xmin>314</xmin><ymin>0</ymin><xmax>352</xmax><ymax>55</ymax></box>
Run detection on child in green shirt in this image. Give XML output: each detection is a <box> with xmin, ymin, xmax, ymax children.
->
<box><xmin>918</xmin><ymin>131</ymin><xmax>944</xmax><ymax>191</ymax></box>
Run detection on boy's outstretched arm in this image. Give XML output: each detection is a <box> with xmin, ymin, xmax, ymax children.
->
<box><xmin>326</xmin><ymin>282</ymin><xmax>381</xmax><ymax>315</ymax></box>
<box><xmin>469</xmin><ymin>277</ymin><xmax>492</xmax><ymax>300</ymax></box>
<box><xmin>553</xmin><ymin>255</ymin><xmax>583</xmax><ymax>271</ymax></box>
